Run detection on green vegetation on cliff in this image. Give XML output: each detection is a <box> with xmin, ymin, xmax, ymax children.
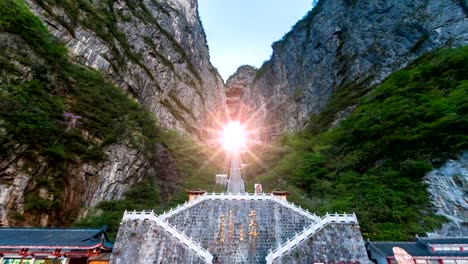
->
<box><xmin>0</xmin><ymin>0</ymin><xmax>157</xmax><ymax>162</ymax></box>
<box><xmin>0</xmin><ymin>0</ymin><xmax>159</xmax><ymax>224</ymax></box>
<box><xmin>247</xmin><ymin>46</ymin><xmax>468</xmax><ymax>240</ymax></box>
<box><xmin>0</xmin><ymin>0</ymin><xmax>220</xmax><ymax>228</ymax></box>
<box><xmin>75</xmin><ymin>130</ymin><xmax>225</xmax><ymax>239</ymax></box>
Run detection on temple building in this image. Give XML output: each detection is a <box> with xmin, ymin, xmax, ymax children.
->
<box><xmin>367</xmin><ymin>236</ymin><xmax>468</xmax><ymax>264</ymax></box>
<box><xmin>0</xmin><ymin>226</ymin><xmax>113</xmax><ymax>264</ymax></box>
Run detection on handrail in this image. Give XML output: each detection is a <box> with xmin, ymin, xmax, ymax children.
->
<box><xmin>270</xmin><ymin>195</ymin><xmax>321</xmax><ymax>222</ymax></box>
<box><xmin>265</xmin><ymin>213</ymin><xmax>358</xmax><ymax>264</ymax></box>
<box><xmin>122</xmin><ymin>200</ymin><xmax>358</xmax><ymax>264</ymax></box>
<box><xmin>159</xmin><ymin>197</ymin><xmax>205</xmax><ymax>220</ymax></box>
<box><xmin>159</xmin><ymin>193</ymin><xmax>319</xmax><ymax>222</ymax></box>
<box><xmin>123</xmin><ymin>210</ymin><xmax>213</xmax><ymax>263</ymax></box>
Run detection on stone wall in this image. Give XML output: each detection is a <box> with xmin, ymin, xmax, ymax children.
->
<box><xmin>110</xmin><ymin>220</ymin><xmax>205</xmax><ymax>264</ymax></box>
<box><xmin>272</xmin><ymin>223</ymin><xmax>369</xmax><ymax>264</ymax></box>
<box><xmin>166</xmin><ymin>199</ymin><xmax>313</xmax><ymax>263</ymax></box>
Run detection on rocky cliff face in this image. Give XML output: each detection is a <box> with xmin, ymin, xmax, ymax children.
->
<box><xmin>247</xmin><ymin>0</ymin><xmax>468</xmax><ymax>137</ymax></box>
<box><xmin>0</xmin><ymin>143</ymin><xmax>147</xmax><ymax>226</ymax></box>
<box><xmin>225</xmin><ymin>65</ymin><xmax>256</xmax><ymax>121</ymax></box>
<box><xmin>223</xmin><ymin>65</ymin><xmax>268</xmax><ymax>143</ymax></box>
<box><xmin>0</xmin><ymin>0</ymin><xmax>223</xmax><ymax>227</ymax></box>
<box><xmin>26</xmin><ymin>0</ymin><xmax>225</xmax><ymax>136</ymax></box>
<box><xmin>425</xmin><ymin>151</ymin><xmax>468</xmax><ymax>237</ymax></box>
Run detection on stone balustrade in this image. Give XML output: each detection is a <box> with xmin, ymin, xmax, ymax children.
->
<box><xmin>270</xmin><ymin>195</ymin><xmax>321</xmax><ymax>222</ymax></box>
<box><xmin>123</xmin><ymin>210</ymin><xmax>213</xmax><ymax>263</ymax></box>
<box><xmin>265</xmin><ymin>213</ymin><xmax>358</xmax><ymax>264</ymax></box>
<box><xmin>159</xmin><ymin>192</ymin><xmax>319</xmax><ymax>222</ymax></box>
<box><xmin>122</xmin><ymin>197</ymin><xmax>363</xmax><ymax>264</ymax></box>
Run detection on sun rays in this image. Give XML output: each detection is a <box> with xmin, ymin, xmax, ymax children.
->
<box><xmin>190</xmin><ymin>96</ymin><xmax>292</xmax><ymax>177</ymax></box>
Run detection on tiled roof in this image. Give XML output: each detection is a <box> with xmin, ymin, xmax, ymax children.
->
<box><xmin>417</xmin><ymin>237</ymin><xmax>468</xmax><ymax>246</ymax></box>
<box><xmin>0</xmin><ymin>226</ymin><xmax>113</xmax><ymax>249</ymax></box>
<box><xmin>89</xmin><ymin>252</ymin><xmax>112</xmax><ymax>260</ymax></box>
<box><xmin>367</xmin><ymin>241</ymin><xmax>468</xmax><ymax>258</ymax></box>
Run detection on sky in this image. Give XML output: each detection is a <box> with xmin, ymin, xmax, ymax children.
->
<box><xmin>198</xmin><ymin>0</ymin><xmax>312</xmax><ymax>81</ymax></box>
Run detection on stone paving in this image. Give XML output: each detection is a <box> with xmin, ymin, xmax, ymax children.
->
<box><xmin>227</xmin><ymin>153</ymin><xmax>245</xmax><ymax>193</ymax></box>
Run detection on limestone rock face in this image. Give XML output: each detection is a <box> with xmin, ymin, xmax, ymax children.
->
<box><xmin>425</xmin><ymin>151</ymin><xmax>468</xmax><ymax>237</ymax></box>
<box><xmin>25</xmin><ymin>0</ymin><xmax>225</xmax><ymax>137</ymax></box>
<box><xmin>249</xmin><ymin>0</ymin><xmax>468</xmax><ymax>137</ymax></box>
<box><xmin>0</xmin><ymin>142</ymin><xmax>181</xmax><ymax>226</ymax></box>
<box><xmin>1</xmin><ymin>0</ymin><xmax>223</xmax><ymax>227</ymax></box>
<box><xmin>225</xmin><ymin>65</ymin><xmax>257</xmax><ymax>121</ymax></box>
<box><xmin>224</xmin><ymin>65</ymin><xmax>269</xmax><ymax>143</ymax></box>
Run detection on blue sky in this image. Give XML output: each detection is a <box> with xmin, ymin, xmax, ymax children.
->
<box><xmin>198</xmin><ymin>0</ymin><xmax>312</xmax><ymax>81</ymax></box>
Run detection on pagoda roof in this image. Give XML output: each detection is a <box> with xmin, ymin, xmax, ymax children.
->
<box><xmin>0</xmin><ymin>226</ymin><xmax>113</xmax><ymax>250</ymax></box>
<box><xmin>186</xmin><ymin>189</ymin><xmax>207</xmax><ymax>194</ymax></box>
<box><xmin>271</xmin><ymin>190</ymin><xmax>289</xmax><ymax>195</ymax></box>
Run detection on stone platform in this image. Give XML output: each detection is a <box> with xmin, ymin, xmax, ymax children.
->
<box><xmin>165</xmin><ymin>199</ymin><xmax>313</xmax><ymax>263</ymax></box>
<box><xmin>110</xmin><ymin>193</ymin><xmax>370</xmax><ymax>264</ymax></box>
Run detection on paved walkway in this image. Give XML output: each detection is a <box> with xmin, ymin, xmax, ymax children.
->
<box><xmin>227</xmin><ymin>152</ymin><xmax>245</xmax><ymax>193</ymax></box>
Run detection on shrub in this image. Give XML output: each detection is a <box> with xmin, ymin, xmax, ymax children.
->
<box><xmin>250</xmin><ymin>47</ymin><xmax>468</xmax><ymax>240</ymax></box>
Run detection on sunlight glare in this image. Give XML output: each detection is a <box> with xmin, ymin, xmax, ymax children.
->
<box><xmin>221</xmin><ymin>121</ymin><xmax>246</xmax><ymax>152</ymax></box>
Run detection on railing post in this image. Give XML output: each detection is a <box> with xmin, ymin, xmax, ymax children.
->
<box><xmin>124</xmin><ymin>210</ymin><xmax>214</xmax><ymax>262</ymax></box>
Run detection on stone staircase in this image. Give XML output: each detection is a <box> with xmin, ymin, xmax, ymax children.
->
<box><xmin>123</xmin><ymin>210</ymin><xmax>213</xmax><ymax>263</ymax></box>
<box><xmin>116</xmin><ymin>194</ymin><xmax>367</xmax><ymax>263</ymax></box>
<box><xmin>265</xmin><ymin>213</ymin><xmax>358</xmax><ymax>263</ymax></box>
<box><xmin>159</xmin><ymin>192</ymin><xmax>320</xmax><ymax>221</ymax></box>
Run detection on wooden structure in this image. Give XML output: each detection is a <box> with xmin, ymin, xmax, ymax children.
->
<box><xmin>367</xmin><ymin>236</ymin><xmax>468</xmax><ymax>264</ymax></box>
<box><xmin>0</xmin><ymin>226</ymin><xmax>113</xmax><ymax>264</ymax></box>
<box><xmin>186</xmin><ymin>190</ymin><xmax>207</xmax><ymax>202</ymax></box>
<box><xmin>271</xmin><ymin>190</ymin><xmax>289</xmax><ymax>201</ymax></box>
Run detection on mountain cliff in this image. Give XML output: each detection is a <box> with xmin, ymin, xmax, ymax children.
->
<box><xmin>247</xmin><ymin>46</ymin><xmax>468</xmax><ymax>240</ymax></box>
<box><xmin>0</xmin><ymin>0</ymin><xmax>223</xmax><ymax>227</ymax></box>
<box><xmin>27</xmin><ymin>0</ymin><xmax>224</xmax><ymax>136</ymax></box>
<box><xmin>232</xmin><ymin>0</ymin><xmax>468</xmax><ymax>239</ymax></box>
<box><xmin>1</xmin><ymin>0</ymin><xmax>467</xmax><ymax>241</ymax></box>
<box><xmin>241</xmin><ymin>0</ymin><xmax>467</xmax><ymax>138</ymax></box>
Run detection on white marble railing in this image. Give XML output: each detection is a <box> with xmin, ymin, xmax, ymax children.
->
<box><xmin>159</xmin><ymin>198</ymin><xmax>204</xmax><ymax>220</ymax></box>
<box><xmin>123</xmin><ymin>210</ymin><xmax>213</xmax><ymax>264</ymax></box>
<box><xmin>265</xmin><ymin>213</ymin><xmax>358</xmax><ymax>264</ymax></box>
<box><xmin>123</xmin><ymin>197</ymin><xmax>357</xmax><ymax>264</ymax></box>
<box><xmin>270</xmin><ymin>195</ymin><xmax>321</xmax><ymax>222</ymax></box>
<box><xmin>159</xmin><ymin>192</ymin><xmax>319</xmax><ymax>222</ymax></box>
